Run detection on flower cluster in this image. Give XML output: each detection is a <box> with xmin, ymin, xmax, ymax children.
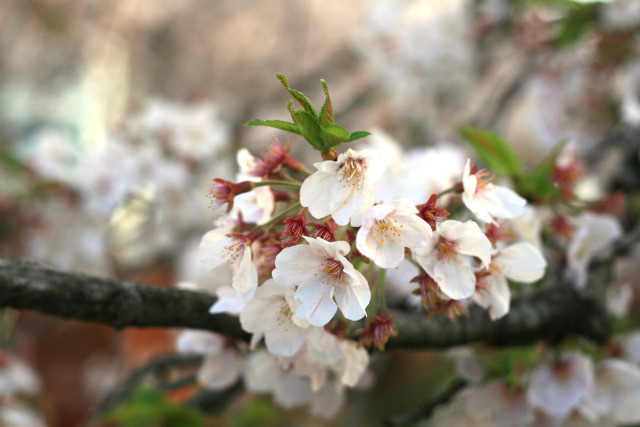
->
<box><xmin>196</xmin><ymin>76</ymin><xmax>554</xmax><ymax>417</ymax></box>
<box><xmin>433</xmin><ymin>330</ymin><xmax>640</xmax><ymax>427</ymax></box>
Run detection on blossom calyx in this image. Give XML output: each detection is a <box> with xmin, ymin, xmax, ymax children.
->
<box><xmin>208</xmin><ymin>179</ymin><xmax>254</xmax><ymax>213</ymax></box>
<box><xmin>357</xmin><ymin>310</ymin><xmax>398</xmax><ymax>351</ymax></box>
<box><xmin>280</xmin><ymin>209</ymin><xmax>309</xmax><ymax>248</ymax></box>
<box><xmin>416</xmin><ymin>194</ymin><xmax>450</xmax><ymax>231</ymax></box>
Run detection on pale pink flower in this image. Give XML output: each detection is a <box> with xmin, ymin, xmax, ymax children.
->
<box><xmin>199</xmin><ymin>225</ymin><xmax>257</xmax><ymax>302</ymax></box>
<box><xmin>567</xmin><ymin>213</ymin><xmax>622</xmax><ymax>288</ymax></box>
<box><xmin>465</xmin><ymin>381</ymin><xmax>534</xmax><ymax>427</ymax></box>
<box><xmin>527</xmin><ymin>352</ymin><xmax>594</xmax><ymax>420</ymax></box>
<box><xmin>240</xmin><ymin>279</ymin><xmax>312</xmax><ymax>357</ymax></box>
<box><xmin>300</xmin><ymin>148</ymin><xmax>390</xmax><ymax>226</ymax></box>
<box><xmin>584</xmin><ymin>358</ymin><xmax>640</xmax><ymax>424</ymax></box>
<box><xmin>473</xmin><ymin>242</ymin><xmax>546</xmax><ymax>320</ymax></box>
<box><xmin>356</xmin><ymin>199</ymin><xmax>432</xmax><ymax>268</ymax></box>
<box><xmin>462</xmin><ymin>159</ymin><xmax>526</xmax><ymax>224</ymax></box>
<box><xmin>272</xmin><ymin>237</ymin><xmax>371</xmax><ymax>326</ymax></box>
<box><xmin>176</xmin><ymin>331</ymin><xmax>245</xmax><ymax>390</ymax></box>
<box><xmin>208</xmin><ymin>286</ymin><xmax>246</xmax><ymax>315</ymax></box>
<box><xmin>413</xmin><ymin>220</ymin><xmax>492</xmax><ymax>300</ymax></box>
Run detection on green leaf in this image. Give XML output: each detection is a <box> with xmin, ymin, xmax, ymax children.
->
<box><xmin>245</xmin><ymin>119</ymin><xmax>301</xmax><ymax>135</ymax></box>
<box><xmin>555</xmin><ymin>4</ymin><xmax>599</xmax><ymax>47</ymax></box>
<box><xmin>229</xmin><ymin>398</ymin><xmax>284</xmax><ymax>427</ymax></box>
<box><xmin>319</xmin><ymin>79</ymin><xmax>334</xmax><ymax>126</ymax></box>
<box><xmin>459</xmin><ymin>127</ymin><xmax>523</xmax><ymax>177</ymax></box>
<box><xmin>345</xmin><ymin>130</ymin><xmax>372</xmax><ymax>143</ymax></box>
<box><xmin>515</xmin><ymin>140</ymin><xmax>566</xmax><ymax>200</ymax></box>
<box><xmin>276</xmin><ymin>73</ymin><xmax>318</xmax><ymax>117</ymax></box>
<box><xmin>290</xmin><ymin>108</ymin><xmax>324</xmax><ymax>150</ymax></box>
<box><xmin>319</xmin><ymin>123</ymin><xmax>350</xmax><ymax>149</ymax></box>
<box><xmin>102</xmin><ymin>387</ymin><xmax>205</xmax><ymax>427</ymax></box>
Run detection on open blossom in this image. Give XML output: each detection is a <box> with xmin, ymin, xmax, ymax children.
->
<box><xmin>356</xmin><ymin>199</ymin><xmax>432</xmax><ymax>268</ymax></box>
<box><xmin>527</xmin><ymin>352</ymin><xmax>594</xmax><ymax>420</ymax></box>
<box><xmin>300</xmin><ymin>148</ymin><xmax>390</xmax><ymax>226</ymax></box>
<box><xmin>464</xmin><ymin>381</ymin><xmax>534</xmax><ymax>427</ymax></box>
<box><xmin>272</xmin><ymin>237</ymin><xmax>371</xmax><ymax>326</ymax></box>
<box><xmin>176</xmin><ymin>331</ymin><xmax>245</xmax><ymax>390</ymax></box>
<box><xmin>473</xmin><ymin>242</ymin><xmax>547</xmax><ymax>320</ymax></box>
<box><xmin>567</xmin><ymin>212</ymin><xmax>622</xmax><ymax>288</ymax></box>
<box><xmin>199</xmin><ymin>225</ymin><xmax>258</xmax><ymax>302</ymax></box>
<box><xmin>461</xmin><ymin>159</ymin><xmax>526</xmax><ymax>224</ymax></box>
<box><xmin>413</xmin><ymin>220</ymin><xmax>491</xmax><ymax>300</ymax></box>
<box><xmin>583</xmin><ymin>358</ymin><xmax>640</xmax><ymax>424</ymax></box>
<box><xmin>240</xmin><ymin>279</ymin><xmax>312</xmax><ymax>357</ymax></box>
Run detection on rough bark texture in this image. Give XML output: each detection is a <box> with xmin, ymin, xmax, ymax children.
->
<box><xmin>386</xmin><ymin>283</ymin><xmax>608</xmax><ymax>349</ymax></box>
<box><xmin>0</xmin><ymin>258</ymin><xmax>250</xmax><ymax>341</ymax></box>
<box><xmin>0</xmin><ymin>258</ymin><xmax>610</xmax><ymax>350</ymax></box>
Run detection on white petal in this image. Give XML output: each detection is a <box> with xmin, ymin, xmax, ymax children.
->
<box><xmin>301</xmin><ymin>170</ymin><xmax>336</xmax><ymax>220</ymax></box>
<box><xmin>310</xmin><ymin>381</ymin><xmax>345</xmax><ymax>419</ymax></box>
<box><xmin>264</xmin><ymin>322</ymin><xmax>307</xmax><ymax>357</ymax></box>
<box><xmin>199</xmin><ymin>227</ymin><xmax>233</xmax><ymax>271</ymax></box>
<box><xmin>462</xmin><ymin>159</ymin><xmax>477</xmax><ymax>199</ymax></box>
<box><xmin>209</xmin><ymin>286</ymin><xmax>245</xmax><ymax>315</ymax></box>
<box><xmin>434</xmin><ymin>257</ymin><xmax>476</xmax><ymax>300</ymax></box>
<box><xmin>338</xmin><ymin>340</ymin><xmax>370</xmax><ymax>387</ymax></box>
<box><xmin>361</xmin><ymin>147</ymin><xmax>392</xmax><ymax>183</ymax></box>
<box><xmin>334</xmin><ymin>270</ymin><xmax>370</xmax><ymax>321</ymax></box>
<box><xmin>487</xmin><ymin>275</ymin><xmax>511</xmax><ymax>320</ymax></box>
<box><xmin>231</xmin><ymin>247</ymin><xmax>257</xmax><ymax>302</ymax></box>
<box><xmin>527</xmin><ymin>353</ymin><xmax>594</xmax><ymax>419</ymax></box>
<box><xmin>494</xmin><ymin>242</ymin><xmax>546</xmax><ymax>283</ymax></box>
<box><xmin>303</xmin><ymin>236</ymin><xmax>350</xmax><ymax>257</ymax></box>
<box><xmin>176</xmin><ymin>331</ymin><xmax>223</xmax><ymax>354</ymax></box>
<box><xmin>448</xmin><ymin>220</ymin><xmax>492</xmax><ymax>267</ymax></box>
<box><xmin>370</xmin><ymin>239</ymin><xmax>406</xmax><ymax>269</ymax></box>
<box><xmin>197</xmin><ymin>352</ymin><xmax>241</xmax><ymax>390</ymax></box>
<box><xmin>491</xmin><ymin>186</ymin><xmax>526</xmax><ymax>218</ymax></box>
<box><xmin>272</xmin><ymin>244</ymin><xmax>325</xmax><ymax>287</ymax></box>
<box><xmin>395</xmin><ymin>213</ymin><xmax>433</xmax><ymax>248</ymax></box>
<box><xmin>295</xmin><ymin>282</ymin><xmax>338</xmax><ymax>327</ymax></box>
<box><xmin>332</xmin><ymin>182</ymin><xmax>376</xmax><ymax>227</ymax></box>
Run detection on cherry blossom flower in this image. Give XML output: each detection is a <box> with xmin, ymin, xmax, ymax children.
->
<box><xmin>447</xmin><ymin>347</ymin><xmax>486</xmax><ymax>384</ymax></box>
<box><xmin>567</xmin><ymin>212</ymin><xmax>622</xmax><ymax>288</ymax></box>
<box><xmin>240</xmin><ymin>279</ymin><xmax>313</xmax><ymax>357</ymax></box>
<box><xmin>526</xmin><ymin>352</ymin><xmax>594</xmax><ymax>420</ymax></box>
<box><xmin>199</xmin><ymin>225</ymin><xmax>258</xmax><ymax>302</ymax></box>
<box><xmin>584</xmin><ymin>358</ymin><xmax>640</xmax><ymax>424</ymax></box>
<box><xmin>606</xmin><ymin>283</ymin><xmax>633</xmax><ymax>317</ymax></box>
<box><xmin>473</xmin><ymin>242</ymin><xmax>547</xmax><ymax>320</ymax></box>
<box><xmin>177</xmin><ymin>331</ymin><xmax>246</xmax><ymax>390</ymax></box>
<box><xmin>356</xmin><ymin>199</ymin><xmax>432</xmax><ymax>268</ymax></box>
<box><xmin>622</xmin><ymin>331</ymin><xmax>640</xmax><ymax>365</ymax></box>
<box><xmin>208</xmin><ymin>286</ymin><xmax>246</xmax><ymax>315</ymax></box>
<box><xmin>232</xmin><ymin>186</ymin><xmax>275</xmax><ymax>225</ymax></box>
<box><xmin>272</xmin><ymin>237</ymin><xmax>371</xmax><ymax>326</ymax></box>
<box><xmin>300</xmin><ymin>148</ymin><xmax>390</xmax><ymax>226</ymax></box>
<box><xmin>465</xmin><ymin>381</ymin><xmax>534</xmax><ymax>427</ymax></box>
<box><xmin>413</xmin><ymin>220</ymin><xmax>492</xmax><ymax>300</ymax></box>
<box><xmin>461</xmin><ymin>159</ymin><xmax>526</xmax><ymax>224</ymax></box>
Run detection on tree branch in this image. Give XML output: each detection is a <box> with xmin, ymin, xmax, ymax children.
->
<box><xmin>385</xmin><ymin>283</ymin><xmax>608</xmax><ymax>349</ymax></box>
<box><xmin>0</xmin><ymin>258</ymin><xmax>249</xmax><ymax>341</ymax></box>
<box><xmin>0</xmin><ymin>258</ymin><xmax>610</xmax><ymax>351</ymax></box>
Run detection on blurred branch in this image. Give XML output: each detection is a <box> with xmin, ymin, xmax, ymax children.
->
<box><xmin>0</xmin><ymin>258</ymin><xmax>250</xmax><ymax>340</ymax></box>
<box><xmin>94</xmin><ymin>353</ymin><xmax>203</xmax><ymax>416</ymax></box>
<box><xmin>0</xmin><ymin>257</ymin><xmax>611</xmax><ymax>352</ymax></box>
<box><xmin>385</xmin><ymin>379</ymin><xmax>468</xmax><ymax>427</ymax></box>
<box><xmin>187</xmin><ymin>380</ymin><xmax>244</xmax><ymax>413</ymax></box>
<box><xmin>386</xmin><ymin>283</ymin><xmax>608</xmax><ymax>350</ymax></box>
